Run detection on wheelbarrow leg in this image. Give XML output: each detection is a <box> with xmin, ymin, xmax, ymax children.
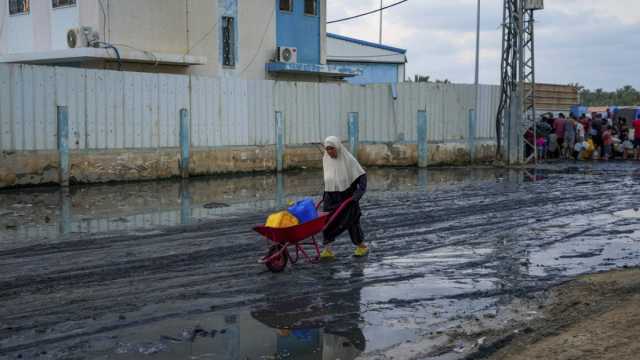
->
<box><xmin>310</xmin><ymin>235</ymin><xmax>321</xmax><ymax>263</ymax></box>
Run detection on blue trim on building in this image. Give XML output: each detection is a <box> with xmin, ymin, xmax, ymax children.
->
<box><xmin>327</xmin><ymin>33</ymin><xmax>407</xmax><ymax>54</ymax></box>
<box><xmin>276</xmin><ymin>0</ymin><xmax>321</xmax><ymax>64</ymax></box>
<box><xmin>266</xmin><ymin>62</ymin><xmax>358</xmax><ymax>77</ymax></box>
<box><xmin>328</xmin><ymin>61</ymin><xmax>397</xmax><ymax>84</ymax></box>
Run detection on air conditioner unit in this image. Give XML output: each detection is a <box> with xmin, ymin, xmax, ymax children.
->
<box><xmin>277</xmin><ymin>46</ymin><xmax>298</xmax><ymax>64</ymax></box>
<box><xmin>67</xmin><ymin>26</ymin><xmax>100</xmax><ymax>48</ymax></box>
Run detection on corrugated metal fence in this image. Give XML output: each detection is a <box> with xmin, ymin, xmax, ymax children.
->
<box><xmin>0</xmin><ymin>63</ymin><xmax>499</xmax><ymax>151</ymax></box>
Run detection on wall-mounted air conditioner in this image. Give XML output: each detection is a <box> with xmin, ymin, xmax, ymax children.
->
<box><xmin>277</xmin><ymin>47</ymin><xmax>298</xmax><ymax>64</ymax></box>
<box><xmin>67</xmin><ymin>26</ymin><xmax>99</xmax><ymax>48</ymax></box>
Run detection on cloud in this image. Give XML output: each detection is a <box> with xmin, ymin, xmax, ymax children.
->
<box><xmin>327</xmin><ymin>0</ymin><xmax>640</xmax><ymax>90</ymax></box>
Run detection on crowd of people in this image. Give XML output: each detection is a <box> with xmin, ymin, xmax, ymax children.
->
<box><xmin>525</xmin><ymin>112</ymin><xmax>640</xmax><ymax>161</ymax></box>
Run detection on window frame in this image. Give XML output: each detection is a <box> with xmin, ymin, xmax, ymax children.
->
<box><xmin>8</xmin><ymin>0</ymin><xmax>30</xmax><ymax>16</ymax></box>
<box><xmin>221</xmin><ymin>16</ymin><xmax>236</xmax><ymax>68</ymax></box>
<box><xmin>51</xmin><ymin>0</ymin><xmax>77</xmax><ymax>10</ymax></box>
<box><xmin>279</xmin><ymin>0</ymin><xmax>293</xmax><ymax>13</ymax></box>
<box><xmin>304</xmin><ymin>0</ymin><xmax>318</xmax><ymax>16</ymax></box>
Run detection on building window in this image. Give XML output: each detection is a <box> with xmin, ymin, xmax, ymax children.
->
<box><xmin>52</xmin><ymin>0</ymin><xmax>76</xmax><ymax>8</ymax></box>
<box><xmin>221</xmin><ymin>16</ymin><xmax>235</xmax><ymax>67</ymax></box>
<box><xmin>9</xmin><ymin>0</ymin><xmax>29</xmax><ymax>15</ymax></box>
<box><xmin>304</xmin><ymin>0</ymin><xmax>317</xmax><ymax>16</ymax></box>
<box><xmin>279</xmin><ymin>0</ymin><xmax>292</xmax><ymax>12</ymax></box>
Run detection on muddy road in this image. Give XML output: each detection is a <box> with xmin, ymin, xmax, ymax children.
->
<box><xmin>1</xmin><ymin>163</ymin><xmax>639</xmax><ymax>359</ymax></box>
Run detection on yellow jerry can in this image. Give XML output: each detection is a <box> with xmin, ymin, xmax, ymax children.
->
<box><xmin>265</xmin><ymin>211</ymin><xmax>300</xmax><ymax>228</ymax></box>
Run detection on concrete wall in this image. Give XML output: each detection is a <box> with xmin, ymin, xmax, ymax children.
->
<box><xmin>0</xmin><ymin>0</ymin><xmax>327</xmax><ymax>80</ymax></box>
<box><xmin>1</xmin><ymin>0</ymin><xmax>83</xmax><ymax>53</ymax></box>
<box><xmin>0</xmin><ymin>63</ymin><xmax>500</xmax><ymax>188</ymax></box>
<box><xmin>3</xmin><ymin>1</ymin><xmax>34</xmax><ymax>53</ymax></box>
<box><xmin>0</xmin><ymin>143</ymin><xmax>497</xmax><ymax>188</ymax></box>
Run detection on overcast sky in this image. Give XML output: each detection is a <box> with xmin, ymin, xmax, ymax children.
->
<box><xmin>327</xmin><ymin>0</ymin><xmax>640</xmax><ymax>91</ymax></box>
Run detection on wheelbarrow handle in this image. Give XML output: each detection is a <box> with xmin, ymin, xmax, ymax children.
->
<box><xmin>323</xmin><ymin>197</ymin><xmax>353</xmax><ymax>230</ymax></box>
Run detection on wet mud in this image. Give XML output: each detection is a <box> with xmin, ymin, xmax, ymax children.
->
<box><xmin>0</xmin><ymin>163</ymin><xmax>639</xmax><ymax>359</ymax></box>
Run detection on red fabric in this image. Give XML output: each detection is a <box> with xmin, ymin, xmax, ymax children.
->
<box><xmin>603</xmin><ymin>130</ymin><xmax>613</xmax><ymax>145</ymax></box>
<box><xmin>634</xmin><ymin>119</ymin><xmax>640</xmax><ymax>140</ymax></box>
<box><xmin>553</xmin><ymin>118</ymin><xmax>566</xmax><ymax>138</ymax></box>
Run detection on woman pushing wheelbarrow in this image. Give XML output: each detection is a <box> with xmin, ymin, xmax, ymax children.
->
<box><xmin>320</xmin><ymin>136</ymin><xmax>369</xmax><ymax>260</ymax></box>
<box><xmin>254</xmin><ymin>136</ymin><xmax>368</xmax><ymax>272</ymax></box>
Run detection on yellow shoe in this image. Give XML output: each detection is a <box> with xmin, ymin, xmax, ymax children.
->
<box><xmin>320</xmin><ymin>248</ymin><xmax>335</xmax><ymax>261</ymax></box>
<box><xmin>354</xmin><ymin>246</ymin><xmax>369</xmax><ymax>257</ymax></box>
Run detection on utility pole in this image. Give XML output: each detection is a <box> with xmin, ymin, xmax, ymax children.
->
<box><xmin>379</xmin><ymin>0</ymin><xmax>383</xmax><ymax>44</ymax></box>
<box><xmin>474</xmin><ymin>0</ymin><xmax>481</xmax><ymax>123</ymax></box>
<box><xmin>496</xmin><ymin>0</ymin><xmax>543</xmax><ymax>165</ymax></box>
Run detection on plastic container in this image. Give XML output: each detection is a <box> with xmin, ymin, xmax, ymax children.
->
<box><xmin>265</xmin><ymin>211</ymin><xmax>299</xmax><ymax>228</ymax></box>
<box><xmin>570</xmin><ymin>105</ymin><xmax>588</xmax><ymax>118</ymax></box>
<box><xmin>287</xmin><ymin>198</ymin><xmax>318</xmax><ymax>224</ymax></box>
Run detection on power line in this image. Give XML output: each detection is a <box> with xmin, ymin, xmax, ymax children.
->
<box><xmin>327</xmin><ymin>0</ymin><xmax>409</xmax><ymax>24</ymax></box>
<box><xmin>239</xmin><ymin>8</ymin><xmax>276</xmax><ymax>75</ymax></box>
<box><xmin>97</xmin><ymin>0</ymin><xmax>107</xmax><ymax>41</ymax></box>
<box><xmin>184</xmin><ymin>19</ymin><xmax>220</xmax><ymax>56</ymax></box>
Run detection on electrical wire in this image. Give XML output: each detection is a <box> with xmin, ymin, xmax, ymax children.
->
<box><xmin>239</xmin><ymin>7</ymin><xmax>275</xmax><ymax>75</ymax></box>
<box><xmin>97</xmin><ymin>0</ymin><xmax>107</xmax><ymax>41</ymax></box>
<box><xmin>327</xmin><ymin>0</ymin><xmax>409</xmax><ymax>24</ymax></box>
<box><xmin>93</xmin><ymin>41</ymin><xmax>122</xmax><ymax>70</ymax></box>
<box><xmin>110</xmin><ymin>43</ymin><xmax>159</xmax><ymax>66</ymax></box>
<box><xmin>184</xmin><ymin>19</ymin><xmax>220</xmax><ymax>57</ymax></box>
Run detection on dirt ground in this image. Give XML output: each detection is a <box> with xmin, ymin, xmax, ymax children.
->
<box><xmin>0</xmin><ymin>163</ymin><xmax>639</xmax><ymax>359</ymax></box>
<box><xmin>468</xmin><ymin>267</ymin><xmax>640</xmax><ymax>360</ymax></box>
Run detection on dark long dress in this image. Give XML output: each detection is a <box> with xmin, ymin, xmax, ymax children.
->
<box><xmin>322</xmin><ymin>174</ymin><xmax>367</xmax><ymax>246</ymax></box>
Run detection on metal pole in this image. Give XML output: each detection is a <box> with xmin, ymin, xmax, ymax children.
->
<box><xmin>348</xmin><ymin>112</ymin><xmax>359</xmax><ymax>158</ymax></box>
<box><xmin>473</xmin><ymin>0</ymin><xmax>481</xmax><ymax>162</ymax></box>
<box><xmin>417</xmin><ymin>110</ymin><xmax>428</xmax><ymax>168</ymax></box>
<box><xmin>530</xmin><ymin>10</ymin><xmax>537</xmax><ymax>165</ymax></box>
<box><xmin>275</xmin><ymin>111</ymin><xmax>284</xmax><ymax>172</ymax></box>
<box><xmin>57</xmin><ymin>106</ymin><xmax>70</xmax><ymax>187</ymax></box>
<box><xmin>516</xmin><ymin>0</ymin><xmax>525</xmax><ymax>164</ymax></box>
<box><xmin>179</xmin><ymin>108</ymin><xmax>191</xmax><ymax>178</ymax></box>
<box><xmin>379</xmin><ymin>0</ymin><xmax>383</xmax><ymax>44</ymax></box>
<box><xmin>474</xmin><ymin>0</ymin><xmax>481</xmax><ymax>111</ymax></box>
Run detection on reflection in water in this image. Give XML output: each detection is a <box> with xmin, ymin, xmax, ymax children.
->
<box><xmin>0</xmin><ymin>167</ymin><xmax>506</xmax><ymax>245</ymax></box>
<box><xmin>223</xmin><ymin>315</ymin><xmax>240</xmax><ymax>360</ymax></box>
<box><xmin>251</xmin><ymin>263</ymin><xmax>366</xmax><ymax>359</ymax></box>
<box><xmin>96</xmin><ymin>310</ymin><xmax>362</xmax><ymax>359</ymax></box>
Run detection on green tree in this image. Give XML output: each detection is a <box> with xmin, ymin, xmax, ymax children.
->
<box><xmin>578</xmin><ymin>84</ymin><xmax>640</xmax><ymax>106</ymax></box>
<box><xmin>411</xmin><ymin>74</ymin><xmax>450</xmax><ymax>84</ymax></box>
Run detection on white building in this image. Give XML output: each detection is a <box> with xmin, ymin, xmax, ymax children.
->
<box><xmin>0</xmin><ymin>0</ymin><xmax>357</xmax><ymax>80</ymax></box>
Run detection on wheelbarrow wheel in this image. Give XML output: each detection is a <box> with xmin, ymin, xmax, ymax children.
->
<box><xmin>266</xmin><ymin>244</ymin><xmax>288</xmax><ymax>273</ymax></box>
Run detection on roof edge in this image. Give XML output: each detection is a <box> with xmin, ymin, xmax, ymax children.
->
<box><xmin>327</xmin><ymin>33</ymin><xmax>407</xmax><ymax>54</ymax></box>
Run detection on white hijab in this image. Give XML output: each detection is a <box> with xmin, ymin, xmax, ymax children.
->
<box><xmin>323</xmin><ymin>136</ymin><xmax>366</xmax><ymax>192</ymax></box>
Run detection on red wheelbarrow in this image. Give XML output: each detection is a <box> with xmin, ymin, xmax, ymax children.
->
<box><xmin>254</xmin><ymin>197</ymin><xmax>353</xmax><ymax>273</ymax></box>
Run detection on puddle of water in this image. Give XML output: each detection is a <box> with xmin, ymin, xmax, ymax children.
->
<box><xmin>382</xmin><ymin>246</ymin><xmax>493</xmax><ymax>267</ymax></box>
<box><xmin>528</xmin><ymin>236</ymin><xmax>640</xmax><ymax>277</ymax></box>
<box><xmin>614</xmin><ymin>209</ymin><xmax>640</xmax><ymax>219</ymax></box>
<box><xmin>88</xmin><ymin>312</ymin><xmax>362</xmax><ymax>360</ymax></box>
<box><xmin>0</xmin><ymin>168</ymin><xmax>504</xmax><ymax>245</ymax></box>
